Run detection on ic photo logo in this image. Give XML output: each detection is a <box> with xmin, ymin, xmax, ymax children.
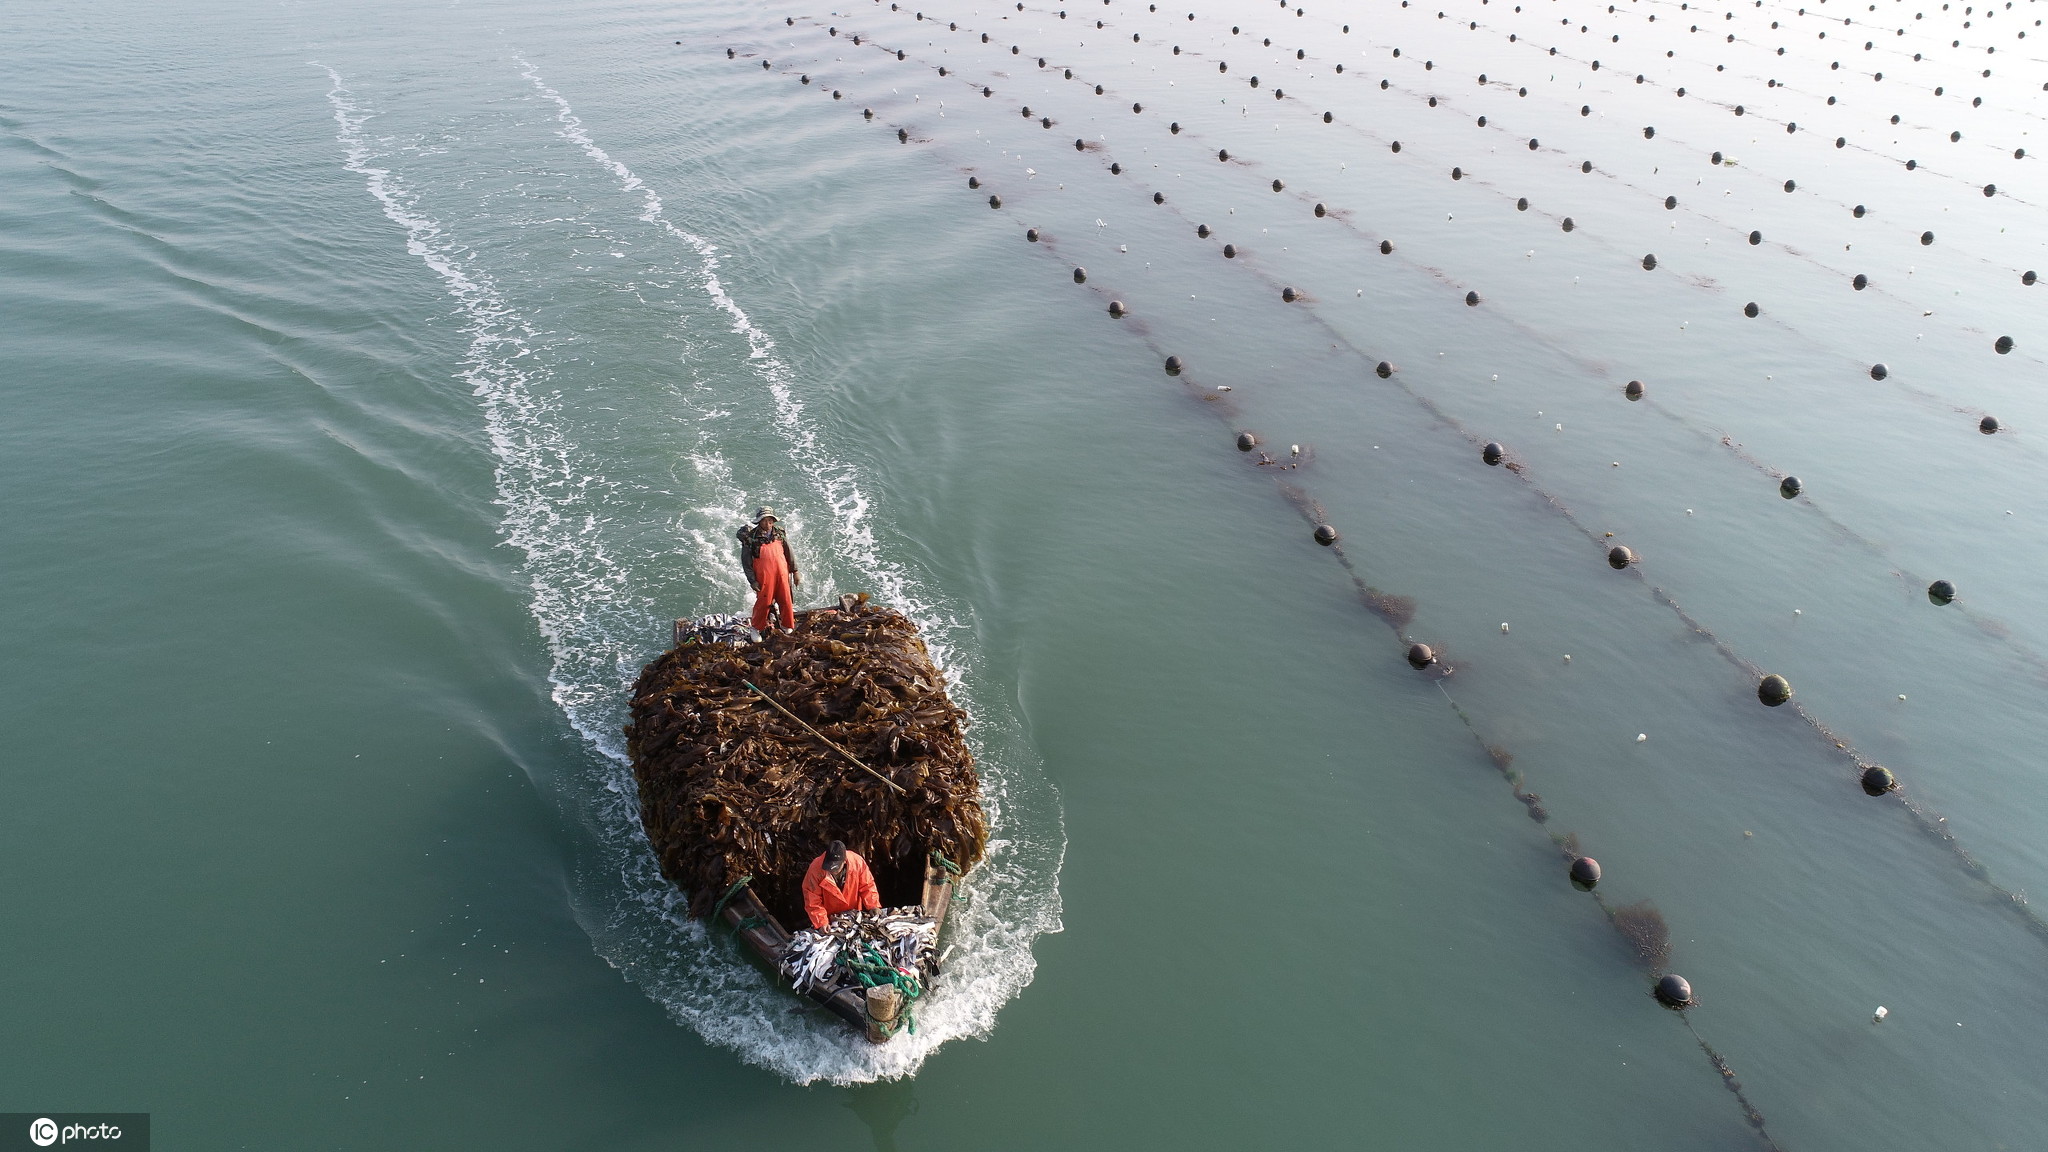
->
<box><xmin>6</xmin><ymin>1115</ymin><xmax>143</xmax><ymax>1150</ymax></box>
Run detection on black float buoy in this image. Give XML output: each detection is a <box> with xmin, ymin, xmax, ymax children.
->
<box><xmin>1110</xmin><ymin>163</ymin><xmax>1123</xmax><ymax>175</ymax></box>
<box><xmin>1236</xmin><ymin>431</ymin><xmax>1258</xmax><ymax>451</ymax></box>
<box><xmin>1921</xmin><ymin>231</ymin><xmax>1936</xmax><ymax>245</ymax></box>
<box><xmin>1407</xmin><ymin>643</ymin><xmax>1437</xmax><ymax>669</ymax></box>
<box><xmin>1153</xmin><ymin>192</ymin><xmax>1164</xmax><ymax>205</ymax></box>
<box><xmin>901</xmin><ymin>129</ymin><xmax>912</xmax><ymax>143</ymax></box>
<box><xmin>1784</xmin><ymin>179</ymin><xmax>1797</xmax><ymax>193</ymax></box>
<box><xmin>1390</xmin><ymin>141</ymin><xmax>1401</xmax><ymax>153</ymax></box>
<box><xmin>1108</xmin><ymin>300</ymin><xmax>1126</xmax><ymax>318</ymax></box>
<box><xmin>1625</xmin><ymin>380</ymin><xmax>1645</xmax><ymax>401</ymax></box>
<box><xmin>1314</xmin><ymin>524</ymin><xmax>1340</xmax><ymax>546</ymax></box>
<box><xmin>1980</xmin><ymin>415</ymin><xmax>2001</xmax><ymax>435</ymax></box>
<box><xmin>1870</xmin><ymin>363</ymin><xmax>1888</xmax><ymax>380</ymax></box>
<box><xmin>968</xmin><ymin>177</ymin><xmax>981</xmax><ymax>189</ymax></box>
<box><xmin>1985</xmin><ymin>184</ymin><xmax>1998</xmax><ymax>197</ymax></box>
<box><xmin>1379</xmin><ymin>240</ymin><xmax>1394</xmax><ymax>254</ymax></box>
<box><xmin>1642</xmin><ymin>253</ymin><xmax>1658</xmax><ymax>271</ymax></box>
<box><xmin>864</xmin><ymin>108</ymin><xmax>874</xmax><ymax>120</ymax></box>
<box><xmin>1323</xmin><ymin>111</ymin><xmax>1333</xmax><ymax>122</ymax></box>
<box><xmin>1608</xmin><ymin>545</ymin><xmax>1635</xmax><ymax>569</ymax></box>
<box><xmin>2024</xmin><ymin>271</ymin><xmax>2038</xmax><ymax>286</ymax></box>
<box><xmin>1644</xmin><ymin>126</ymin><xmax>1656</xmax><ymax>139</ymax></box>
<box><xmin>1529</xmin><ymin>138</ymin><xmax>1540</xmax><ymax>150</ymax></box>
<box><xmin>1075</xmin><ymin>138</ymin><xmax>1086</xmax><ymax>151</ymax></box>
<box><xmin>1172</xmin><ymin>122</ymin><xmax>1182</xmax><ymax>134</ymax></box>
<box><xmin>1465</xmin><ymin>290</ymin><xmax>1481</xmax><ymax>306</ymax></box>
<box><xmin>1861</xmin><ymin>764</ymin><xmax>1898</xmax><ymax>795</ymax></box>
<box><xmin>1164</xmin><ymin>355</ymin><xmax>1183</xmax><ymax>376</ymax></box>
<box><xmin>727</xmin><ymin>47</ymin><xmax>736</xmax><ymax>58</ymax></box>
<box><xmin>988</xmin><ymin>194</ymin><xmax>1001</xmax><ymax>208</ymax></box>
<box><xmin>1482</xmin><ymin>442</ymin><xmax>1505</xmax><ymax>466</ymax></box>
<box><xmin>1758</xmin><ymin>674</ymin><xmax>1793</xmax><ymax>707</ymax></box>
<box><xmin>1133</xmin><ymin>102</ymin><xmax>1143</xmax><ymax>113</ymax></box>
<box><xmin>1375</xmin><ymin>361</ymin><xmax>1393</xmax><ymax>379</ymax></box>
<box><xmin>1315</xmin><ymin>203</ymin><xmax>1327</xmax><ymax>217</ymax></box>
<box><xmin>1580</xmin><ymin>160</ymin><xmax>1592</xmax><ymax>173</ymax></box>
<box><xmin>1779</xmin><ymin>476</ymin><xmax>1801</xmax><ymax>499</ymax></box>
<box><xmin>1748</xmin><ymin>230</ymin><xmax>1763</xmax><ymax>245</ymax></box>
<box><xmin>1222</xmin><ymin>244</ymin><xmax>1237</xmax><ymax>259</ymax></box>
<box><xmin>1853</xmin><ymin>273</ymin><xmax>1869</xmax><ymax>290</ymax></box>
<box><xmin>1744</xmin><ymin>301</ymin><xmax>1760</xmax><ymax>318</ymax></box>
<box><xmin>1219</xmin><ymin>149</ymin><xmax>1231</xmax><ymax>161</ymax></box>
<box><xmin>1928</xmin><ymin>579</ymin><xmax>1957</xmax><ymax>605</ymax></box>
<box><xmin>1562</xmin><ymin>218</ymin><xmax>1575</xmax><ymax>232</ymax></box>
<box><xmin>1025</xmin><ymin>228</ymin><xmax>1040</xmax><ymax>243</ymax></box>
<box><xmin>1711</xmin><ymin>151</ymin><xmax>1723</xmax><ymax>165</ymax></box>
<box><xmin>1197</xmin><ymin>224</ymin><xmax>1211</xmax><ymax>238</ymax></box>
<box><xmin>1570</xmin><ymin>856</ymin><xmax>1602</xmax><ymax>889</ymax></box>
<box><xmin>1853</xmin><ymin>204</ymin><xmax>1866</xmax><ymax>218</ymax></box>
<box><xmin>1282</xmin><ymin>287</ymin><xmax>1299</xmax><ymax>302</ymax></box>
<box><xmin>1517</xmin><ymin>198</ymin><xmax>1529</xmax><ymax>211</ymax></box>
<box><xmin>1654</xmin><ymin>974</ymin><xmax>1694</xmax><ymax>1009</ymax></box>
<box><xmin>1073</xmin><ymin>267</ymin><xmax>1087</xmax><ymax>284</ymax></box>
<box><xmin>1664</xmin><ymin>195</ymin><xmax>1678</xmax><ymax>209</ymax></box>
<box><xmin>1995</xmin><ymin>335</ymin><xmax>2015</xmax><ymax>354</ymax></box>
<box><xmin>1272</xmin><ymin>179</ymin><xmax>1285</xmax><ymax>192</ymax></box>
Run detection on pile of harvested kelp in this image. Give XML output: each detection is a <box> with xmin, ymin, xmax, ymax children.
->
<box><xmin>626</xmin><ymin>602</ymin><xmax>987</xmax><ymax>920</ymax></box>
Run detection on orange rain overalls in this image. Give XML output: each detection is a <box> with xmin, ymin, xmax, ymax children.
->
<box><xmin>751</xmin><ymin>534</ymin><xmax>796</xmax><ymax>631</ymax></box>
<box><xmin>801</xmin><ymin>850</ymin><xmax>882</xmax><ymax>929</ymax></box>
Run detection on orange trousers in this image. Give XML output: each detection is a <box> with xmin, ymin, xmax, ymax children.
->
<box><xmin>751</xmin><ymin>540</ymin><xmax>795</xmax><ymax>630</ymax></box>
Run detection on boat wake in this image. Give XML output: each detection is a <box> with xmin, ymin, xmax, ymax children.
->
<box><xmin>319</xmin><ymin>62</ymin><xmax>1062</xmax><ymax>1084</ymax></box>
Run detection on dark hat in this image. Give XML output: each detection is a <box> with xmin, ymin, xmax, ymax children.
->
<box><xmin>753</xmin><ymin>506</ymin><xmax>777</xmax><ymax>524</ymax></box>
<box><xmin>826</xmin><ymin>839</ymin><xmax>846</xmax><ymax>860</ymax></box>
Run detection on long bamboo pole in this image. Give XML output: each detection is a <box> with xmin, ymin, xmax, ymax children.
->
<box><xmin>743</xmin><ymin>680</ymin><xmax>907</xmax><ymax>795</ymax></box>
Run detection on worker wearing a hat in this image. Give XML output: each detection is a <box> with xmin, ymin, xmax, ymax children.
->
<box><xmin>737</xmin><ymin>506</ymin><xmax>801</xmax><ymax>634</ymax></box>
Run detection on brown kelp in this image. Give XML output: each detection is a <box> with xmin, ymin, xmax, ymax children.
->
<box><xmin>626</xmin><ymin>603</ymin><xmax>987</xmax><ymax>922</ymax></box>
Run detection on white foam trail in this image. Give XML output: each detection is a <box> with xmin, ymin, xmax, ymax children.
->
<box><xmin>515</xmin><ymin>56</ymin><xmax>1064</xmax><ymax>1085</ymax></box>
<box><xmin>322</xmin><ymin>60</ymin><xmax>1060</xmax><ymax>1083</ymax></box>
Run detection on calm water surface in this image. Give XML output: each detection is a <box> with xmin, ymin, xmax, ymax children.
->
<box><xmin>4</xmin><ymin>0</ymin><xmax>2046</xmax><ymax>1146</ymax></box>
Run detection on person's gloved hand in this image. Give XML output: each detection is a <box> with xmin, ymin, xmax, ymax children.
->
<box><xmin>792</xmin><ymin>572</ymin><xmax>802</xmax><ymax>587</ymax></box>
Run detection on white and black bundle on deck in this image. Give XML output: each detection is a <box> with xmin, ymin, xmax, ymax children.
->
<box><xmin>777</xmin><ymin>907</ymin><xmax>940</xmax><ymax>996</ymax></box>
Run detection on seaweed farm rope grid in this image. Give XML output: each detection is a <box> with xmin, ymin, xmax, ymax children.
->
<box><xmin>782</xmin><ymin>10</ymin><xmax>2048</xmax><ymax>671</ymax></box>
<box><xmin>733</xmin><ymin>27</ymin><xmax>2048</xmax><ymax>952</ymax></box>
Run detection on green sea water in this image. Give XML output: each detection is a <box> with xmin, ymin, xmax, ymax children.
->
<box><xmin>5</xmin><ymin>0</ymin><xmax>2048</xmax><ymax>1147</ymax></box>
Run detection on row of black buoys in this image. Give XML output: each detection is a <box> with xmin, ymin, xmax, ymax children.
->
<box><xmin>1570</xmin><ymin>855</ymin><xmax>1602</xmax><ymax>889</ymax></box>
<box><xmin>1779</xmin><ymin>476</ymin><xmax>1802</xmax><ymax>499</ymax></box>
<box><xmin>1758</xmin><ymin>674</ymin><xmax>1794</xmax><ymax>707</ymax></box>
<box><xmin>1482</xmin><ymin>441</ymin><xmax>1505</xmax><ymax>466</ymax></box>
<box><xmin>1314</xmin><ymin>523</ymin><xmax>1340</xmax><ymax>545</ymax></box>
<box><xmin>1608</xmin><ymin>545</ymin><xmax>1635</xmax><ymax>569</ymax></box>
<box><xmin>1980</xmin><ymin>416</ymin><xmax>2001</xmax><ymax>435</ymax></box>
<box><xmin>1862</xmin><ymin>764</ymin><xmax>1900</xmax><ymax>795</ymax></box>
<box><xmin>1929</xmin><ymin>579</ymin><xmax>1958</xmax><ymax>604</ymax></box>
<box><xmin>1407</xmin><ymin>642</ymin><xmax>1437</xmax><ymax>669</ymax></box>
<box><xmin>1625</xmin><ymin>380</ymin><xmax>1645</xmax><ymax>401</ymax></box>
<box><xmin>1655</xmin><ymin>973</ymin><xmax>1695</xmax><ymax>1009</ymax></box>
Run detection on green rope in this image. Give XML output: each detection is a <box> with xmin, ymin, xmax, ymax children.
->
<box><xmin>708</xmin><ymin>874</ymin><xmax>753</xmax><ymax>925</ymax></box>
<box><xmin>727</xmin><ymin>915</ymin><xmax>767</xmax><ymax>939</ymax></box>
<box><xmin>929</xmin><ymin>850</ymin><xmax>962</xmax><ymax>877</ymax></box>
<box><xmin>847</xmin><ymin>943</ymin><xmax>925</xmax><ymax>1037</ymax></box>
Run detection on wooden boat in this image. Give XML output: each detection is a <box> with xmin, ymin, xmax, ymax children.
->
<box><xmin>624</xmin><ymin>596</ymin><xmax>988</xmax><ymax>1041</ymax></box>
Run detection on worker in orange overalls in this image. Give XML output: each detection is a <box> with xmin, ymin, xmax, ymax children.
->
<box><xmin>737</xmin><ymin>506</ymin><xmax>800</xmax><ymax>634</ymax></box>
<box><xmin>802</xmin><ymin>840</ymin><xmax>881</xmax><ymax>930</ymax></box>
